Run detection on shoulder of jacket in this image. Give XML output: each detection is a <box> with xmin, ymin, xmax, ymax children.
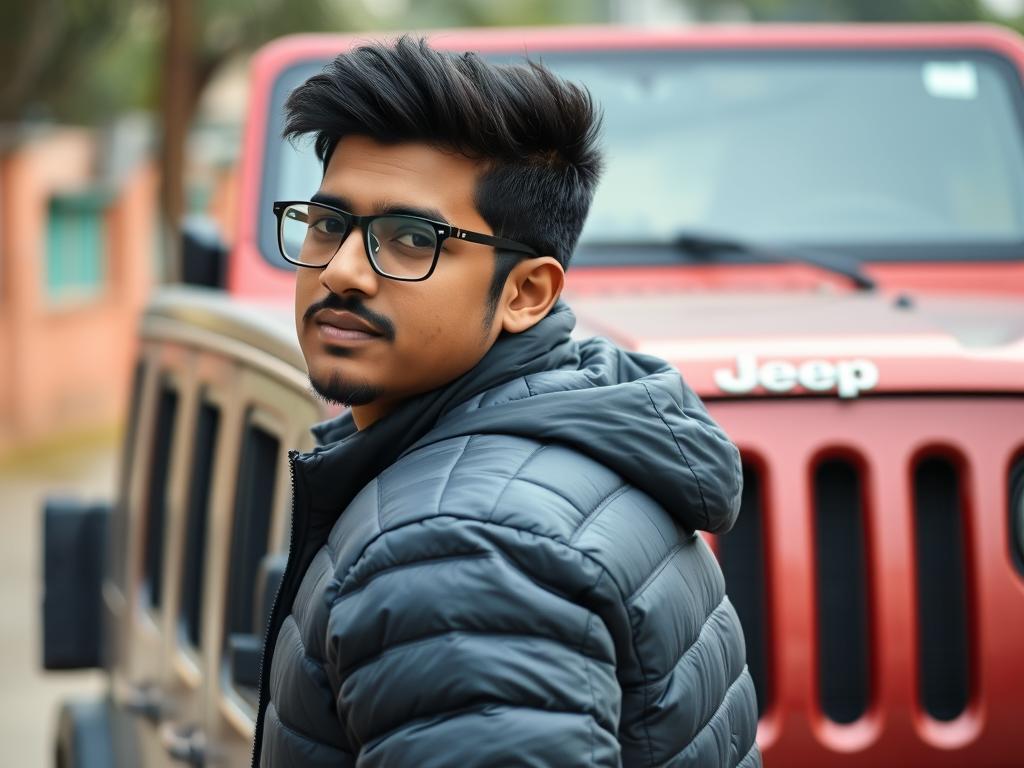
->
<box><xmin>348</xmin><ymin>432</ymin><xmax>683</xmax><ymax>591</ymax></box>
<box><xmin>377</xmin><ymin>432</ymin><xmax>633</xmax><ymax>529</ymax></box>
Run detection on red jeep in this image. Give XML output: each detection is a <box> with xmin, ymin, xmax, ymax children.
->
<box><xmin>44</xmin><ymin>24</ymin><xmax>1024</xmax><ymax>767</ymax></box>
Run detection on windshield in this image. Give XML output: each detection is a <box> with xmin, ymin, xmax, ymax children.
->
<box><xmin>262</xmin><ymin>48</ymin><xmax>1024</xmax><ymax>267</ymax></box>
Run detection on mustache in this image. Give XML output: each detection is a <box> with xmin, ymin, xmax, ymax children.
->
<box><xmin>303</xmin><ymin>293</ymin><xmax>396</xmax><ymax>341</ymax></box>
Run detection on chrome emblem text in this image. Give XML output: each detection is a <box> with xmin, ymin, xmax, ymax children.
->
<box><xmin>713</xmin><ymin>353</ymin><xmax>879</xmax><ymax>399</ymax></box>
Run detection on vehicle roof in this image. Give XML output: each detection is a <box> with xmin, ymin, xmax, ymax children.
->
<box><xmin>252</xmin><ymin>22</ymin><xmax>1024</xmax><ymax>63</ymax></box>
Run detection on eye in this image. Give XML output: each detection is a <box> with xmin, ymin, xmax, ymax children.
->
<box><xmin>310</xmin><ymin>215</ymin><xmax>347</xmax><ymax>235</ymax></box>
<box><xmin>393</xmin><ymin>230</ymin><xmax>435</xmax><ymax>249</ymax></box>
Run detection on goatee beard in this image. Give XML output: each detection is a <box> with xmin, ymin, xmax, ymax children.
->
<box><xmin>308</xmin><ymin>372</ymin><xmax>380</xmax><ymax>407</ymax></box>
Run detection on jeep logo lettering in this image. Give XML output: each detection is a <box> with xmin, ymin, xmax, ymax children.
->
<box><xmin>713</xmin><ymin>353</ymin><xmax>879</xmax><ymax>399</ymax></box>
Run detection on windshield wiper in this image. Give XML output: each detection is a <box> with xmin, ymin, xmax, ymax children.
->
<box><xmin>671</xmin><ymin>230</ymin><xmax>877</xmax><ymax>291</ymax></box>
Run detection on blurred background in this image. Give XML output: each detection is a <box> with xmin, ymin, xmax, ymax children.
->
<box><xmin>3</xmin><ymin>0</ymin><xmax>1024</xmax><ymax>765</ymax></box>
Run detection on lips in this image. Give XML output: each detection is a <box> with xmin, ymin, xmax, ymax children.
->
<box><xmin>314</xmin><ymin>309</ymin><xmax>383</xmax><ymax>341</ymax></box>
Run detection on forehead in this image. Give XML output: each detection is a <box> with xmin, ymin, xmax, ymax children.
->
<box><xmin>320</xmin><ymin>135</ymin><xmax>483</xmax><ymax>218</ymax></box>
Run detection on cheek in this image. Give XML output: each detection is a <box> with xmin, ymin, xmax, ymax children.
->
<box><xmin>392</xmin><ymin>262</ymin><xmax>491</xmax><ymax>371</ymax></box>
<box><xmin>395</xmin><ymin>294</ymin><xmax>468</xmax><ymax>352</ymax></box>
<box><xmin>294</xmin><ymin>272</ymin><xmax>318</xmax><ymax>326</ymax></box>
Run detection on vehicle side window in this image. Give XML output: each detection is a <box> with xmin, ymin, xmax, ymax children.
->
<box><xmin>143</xmin><ymin>381</ymin><xmax>179</xmax><ymax>611</ymax></box>
<box><xmin>179</xmin><ymin>397</ymin><xmax>220</xmax><ymax>650</ymax></box>
<box><xmin>225</xmin><ymin>418</ymin><xmax>279</xmax><ymax>648</ymax></box>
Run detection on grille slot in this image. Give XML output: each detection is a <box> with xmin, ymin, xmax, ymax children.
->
<box><xmin>225</xmin><ymin>419</ymin><xmax>280</xmax><ymax>639</ymax></box>
<box><xmin>1010</xmin><ymin>453</ymin><xmax>1024</xmax><ymax>579</ymax></box>
<box><xmin>180</xmin><ymin>399</ymin><xmax>220</xmax><ymax>649</ymax></box>
<box><xmin>143</xmin><ymin>383</ymin><xmax>178</xmax><ymax>610</ymax></box>
<box><xmin>914</xmin><ymin>456</ymin><xmax>970</xmax><ymax>721</ymax></box>
<box><xmin>814</xmin><ymin>458</ymin><xmax>871</xmax><ymax>724</ymax></box>
<box><xmin>718</xmin><ymin>460</ymin><xmax>771</xmax><ymax>715</ymax></box>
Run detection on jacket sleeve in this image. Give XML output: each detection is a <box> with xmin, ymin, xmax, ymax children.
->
<box><xmin>323</xmin><ymin>518</ymin><xmax>622</xmax><ymax>767</ymax></box>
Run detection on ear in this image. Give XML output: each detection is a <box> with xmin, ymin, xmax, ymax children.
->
<box><xmin>498</xmin><ymin>256</ymin><xmax>565</xmax><ymax>334</ymax></box>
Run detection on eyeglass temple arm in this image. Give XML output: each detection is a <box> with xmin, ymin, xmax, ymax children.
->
<box><xmin>452</xmin><ymin>228</ymin><xmax>539</xmax><ymax>257</ymax></box>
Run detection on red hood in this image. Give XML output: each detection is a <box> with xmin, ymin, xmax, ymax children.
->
<box><xmin>565</xmin><ymin>289</ymin><xmax>1024</xmax><ymax>399</ymax></box>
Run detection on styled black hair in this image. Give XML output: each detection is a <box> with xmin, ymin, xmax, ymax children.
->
<box><xmin>282</xmin><ymin>36</ymin><xmax>603</xmax><ymax>315</ymax></box>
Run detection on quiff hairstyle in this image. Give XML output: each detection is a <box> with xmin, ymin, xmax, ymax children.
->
<box><xmin>283</xmin><ymin>36</ymin><xmax>604</xmax><ymax>296</ymax></box>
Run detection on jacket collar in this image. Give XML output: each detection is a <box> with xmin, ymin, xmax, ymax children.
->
<box><xmin>297</xmin><ymin>301</ymin><xmax>579</xmax><ymax>516</ymax></box>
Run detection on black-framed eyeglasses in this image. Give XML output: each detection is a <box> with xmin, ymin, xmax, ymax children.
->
<box><xmin>272</xmin><ymin>200</ymin><xmax>539</xmax><ymax>282</ymax></box>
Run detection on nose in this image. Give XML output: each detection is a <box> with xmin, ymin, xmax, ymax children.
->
<box><xmin>318</xmin><ymin>225</ymin><xmax>379</xmax><ymax>297</ymax></box>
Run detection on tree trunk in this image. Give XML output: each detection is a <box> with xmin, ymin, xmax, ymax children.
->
<box><xmin>160</xmin><ymin>0</ymin><xmax>194</xmax><ymax>284</ymax></box>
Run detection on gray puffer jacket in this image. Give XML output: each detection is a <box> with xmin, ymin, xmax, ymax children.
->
<box><xmin>252</xmin><ymin>301</ymin><xmax>761</xmax><ymax>767</ymax></box>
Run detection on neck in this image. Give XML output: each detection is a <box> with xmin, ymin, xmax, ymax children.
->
<box><xmin>350</xmin><ymin>396</ymin><xmax>399</xmax><ymax>430</ymax></box>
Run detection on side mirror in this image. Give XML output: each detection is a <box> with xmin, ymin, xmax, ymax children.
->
<box><xmin>42</xmin><ymin>498</ymin><xmax>111</xmax><ymax>669</ymax></box>
<box><xmin>181</xmin><ymin>215</ymin><xmax>227</xmax><ymax>288</ymax></box>
<box><xmin>228</xmin><ymin>552</ymin><xmax>287</xmax><ymax>689</ymax></box>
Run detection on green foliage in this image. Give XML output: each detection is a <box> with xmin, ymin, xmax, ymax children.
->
<box><xmin>0</xmin><ymin>0</ymin><xmax>138</xmax><ymax>122</ymax></box>
<box><xmin>1</xmin><ymin>0</ymin><xmax>607</xmax><ymax>125</ymax></box>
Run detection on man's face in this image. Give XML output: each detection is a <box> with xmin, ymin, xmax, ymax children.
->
<box><xmin>294</xmin><ymin>135</ymin><xmax>503</xmax><ymax>427</ymax></box>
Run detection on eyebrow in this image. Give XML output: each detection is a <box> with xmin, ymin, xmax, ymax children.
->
<box><xmin>310</xmin><ymin>191</ymin><xmax>450</xmax><ymax>225</ymax></box>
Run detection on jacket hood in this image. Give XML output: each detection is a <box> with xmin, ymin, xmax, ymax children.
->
<box><xmin>309</xmin><ymin>300</ymin><xmax>742</xmax><ymax>533</ymax></box>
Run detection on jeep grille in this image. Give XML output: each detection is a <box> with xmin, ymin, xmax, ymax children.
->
<box><xmin>710</xmin><ymin>396</ymin><xmax>1024</xmax><ymax>764</ymax></box>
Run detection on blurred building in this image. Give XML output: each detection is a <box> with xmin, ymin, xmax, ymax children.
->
<box><xmin>0</xmin><ymin>125</ymin><xmax>156</xmax><ymax>456</ymax></box>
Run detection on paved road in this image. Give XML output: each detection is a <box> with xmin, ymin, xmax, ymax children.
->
<box><xmin>0</xmin><ymin>434</ymin><xmax>116</xmax><ymax>766</ymax></box>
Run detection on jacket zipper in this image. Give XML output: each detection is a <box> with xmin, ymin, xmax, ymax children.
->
<box><xmin>250</xmin><ymin>450</ymin><xmax>307</xmax><ymax>768</ymax></box>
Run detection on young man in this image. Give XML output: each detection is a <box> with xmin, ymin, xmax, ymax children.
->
<box><xmin>253</xmin><ymin>36</ymin><xmax>761</xmax><ymax>767</ymax></box>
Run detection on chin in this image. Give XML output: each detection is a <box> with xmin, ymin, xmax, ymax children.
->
<box><xmin>308</xmin><ymin>368</ymin><xmax>381</xmax><ymax>408</ymax></box>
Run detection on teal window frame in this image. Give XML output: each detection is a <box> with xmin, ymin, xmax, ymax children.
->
<box><xmin>45</xmin><ymin>190</ymin><xmax>112</xmax><ymax>302</ymax></box>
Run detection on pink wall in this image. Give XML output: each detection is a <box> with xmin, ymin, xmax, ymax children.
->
<box><xmin>0</xmin><ymin>129</ymin><xmax>155</xmax><ymax>455</ymax></box>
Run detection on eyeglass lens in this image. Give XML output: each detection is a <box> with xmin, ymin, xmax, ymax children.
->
<box><xmin>280</xmin><ymin>203</ymin><xmax>439</xmax><ymax>279</ymax></box>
